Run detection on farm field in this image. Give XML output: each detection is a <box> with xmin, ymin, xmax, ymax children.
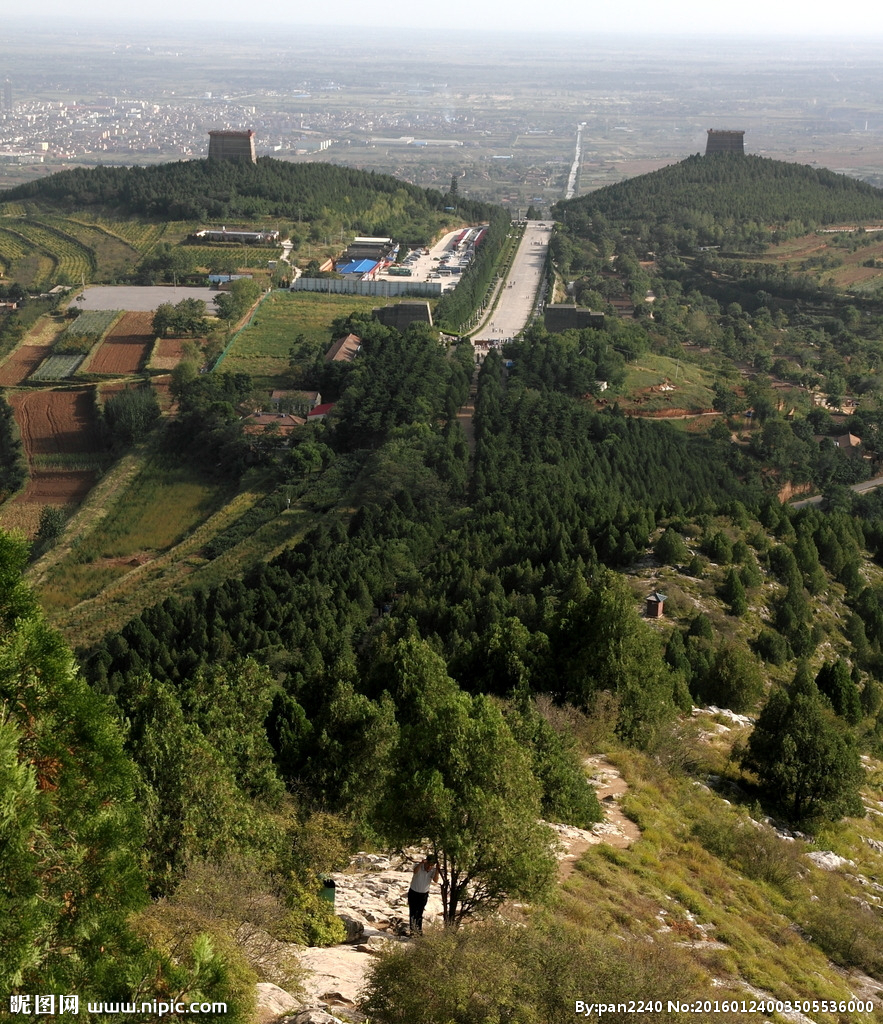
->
<box><xmin>37</xmin><ymin>458</ymin><xmax>235</xmax><ymax>614</ymax></box>
<box><xmin>5</xmin><ymin>388</ymin><xmax>106</xmax><ymax>522</ymax></box>
<box><xmin>86</xmin><ymin>311</ymin><xmax>154</xmax><ymax>374</ymax></box>
<box><xmin>183</xmin><ymin>244</ymin><xmax>282</xmax><ymax>270</ymax></box>
<box><xmin>29</xmin><ymin>353</ymin><xmax>86</xmax><ymax>381</ymax></box>
<box><xmin>57</xmin><ymin>308</ymin><xmax>122</xmax><ymax>346</ymax></box>
<box><xmin>10</xmin><ymin>387</ymin><xmax>102</xmax><ymax>456</ymax></box>
<box><xmin>0</xmin><ymin>345</ymin><xmax>53</xmax><ymax>385</ymax></box>
<box><xmin>149</xmin><ymin>337</ymin><xmax>189</xmax><ymax>371</ymax></box>
<box><xmin>0</xmin><ymin>211</ymin><xmax>189</xmax><ymax>286</ymax></box>
<box><xmin>217</xmin><ymin>289</ymin><xmax>386</xmax><ymax>385</ymax></box>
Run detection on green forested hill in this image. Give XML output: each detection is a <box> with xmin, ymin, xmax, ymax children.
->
<box><xmin>2</xmin><ymin>157</ymin><xmax>486</xmax><ymax>237</ymax></box>
<box><xmin>554</xmin><ymin>153</ymin><xmax>883</xmax><ymax>251</ymax></box>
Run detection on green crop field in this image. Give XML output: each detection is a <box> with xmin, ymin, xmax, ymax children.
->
<box><xmin>0</xmin><ymin>209</ymin><xmax>205</xmax><ymax>287</ymax></box>
<box><xmin>4</xmin><ymin>218</ymin><xmax>96</xmax><ymax>285</ymax></box>
<box><xmin>54</xmin><ymin>309</ymin><xmax>122</xmax><ymax>354</ymax></box>
<box><xmin>217</xmin><ymin>289</ymin><xmax>382</xmax><ymax>385</ymax></box>
<box><xmin>52</xmin><ymin>218</ymin><xmax>141</xmax><ymax>279</ymax></box>
<box><xmin>0</xmin><ymin>225</ymin><xmax>30</xmax><ymax>275</ymax></box>
<box><xmin>29</xmin><ymin>353</ymin><xmax>86</xmax><ymax>380</ymax></box>
<box><xmin>38</xmin><ymin>457</ymin><xmax>232</xmax><ymax>612</ymax></box>
<box><xmin>93</xmin><ymin>219</ymin><xmax>173</xmax><ymax>254</ymax></box>
<box><xmin>183</xmin><ymin>244</ymin><xmax>282</xmax><ymax>270</ymax></box>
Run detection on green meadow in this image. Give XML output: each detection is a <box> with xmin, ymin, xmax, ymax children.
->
<box><xmin>216</xmin><ymin>289</ymin><xmax>385</xmax><ymax>386</ymax></box>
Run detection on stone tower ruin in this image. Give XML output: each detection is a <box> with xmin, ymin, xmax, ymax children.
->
<box><xmin>705</xmin><ymin>130</ymin><xmax>745</xmax><ymax>155</ymax></box>
<box><xmin>208</xmin><ymin>130</ymin><xmax>257</xmax><ymax>163</ymax></box>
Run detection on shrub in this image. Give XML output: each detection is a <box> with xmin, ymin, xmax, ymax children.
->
<box><xmin>754</xmin><ymin>628</ymin><xmax>791</xmax><ymax>666</ymax></box>
<box><xmin>654</xmin><ymin>526</ymin><xmax>689</xmax><ymax>565</ymax></box>
<box><xmin>797</xmin><ymin>873</ymin><xmax>883</xmax><ymax>977</ymax></box>
<box><xmin>692</xmin><ymin>816</ymin><xmax>801</xmax><ymax>892</ymax></box>
<box><xmin>363</xmin><ymin>917</ymin><xmax>708</xmax><ymax>1024</ymax></box>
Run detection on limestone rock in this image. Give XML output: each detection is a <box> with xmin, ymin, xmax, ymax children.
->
<box><xmin>255</xmin><ymin>982</ymin><xmax>301</xmax><ymax>1023</ymax></box>
<box><xmin>336</xmin><ymin>913</ymin><xmax>365</xmax><ymax>943</ymax></box>
<box><xmin>289</xmin><ymin>1011</ymin><xmax>347</xmax><ymax>1024</ymax></box>
<box><xmin>806</xmin><ymin>850</ymin><xmax>854</xmax><ymax>871</ymax></box>
<box><xmin>298</xmin><ymin>945</ymin><xmax>375</xmax><ymax>1007</ymax></box>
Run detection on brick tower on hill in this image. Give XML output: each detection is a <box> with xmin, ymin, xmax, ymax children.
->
<box><xmin>705</xmin><ymin>130</ymin><xmax>745</xmax><ymax>155</ymax></box>
<box><xmin>208</xmin><ymin>130</ymin><xmax>256</xmax><ymax>163</ymax></box>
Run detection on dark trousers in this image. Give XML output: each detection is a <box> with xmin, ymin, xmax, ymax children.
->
<box><xmin>407</xmin><ymin>888</ymin><xmax>429</xmax><ymax>935</ymax></box>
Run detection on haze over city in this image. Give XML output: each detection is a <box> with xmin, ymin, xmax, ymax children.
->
<box><xmin>9</xmin><ymin>0</ymin><xmax>883</xmax><ymax>36</ymax></box>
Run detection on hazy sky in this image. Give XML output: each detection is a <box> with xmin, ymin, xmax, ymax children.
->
<box><xmin>20</xmin><ymin>0</ymin><xmax>883</xmax><ymax>38</ymax></box>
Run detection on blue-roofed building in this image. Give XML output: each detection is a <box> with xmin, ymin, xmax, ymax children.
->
<box><xmin>338</xmin><ymin>259</ymin><xmax>379</xmax><ymax>276</ymax></box>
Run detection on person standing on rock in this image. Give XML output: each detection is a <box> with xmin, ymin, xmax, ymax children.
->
<box><xmin>407</xmin><ymin>854</ymin><xmax>439</xmax><ymax>936</ymax></box>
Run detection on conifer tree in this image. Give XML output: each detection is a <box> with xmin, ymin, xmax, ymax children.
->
<box><xmin>742</xmin><ymin>665</ymin><xmax>863</xmax><ymax>824</ymax></box>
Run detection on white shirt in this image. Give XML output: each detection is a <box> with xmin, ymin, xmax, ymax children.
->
<box><xmin>410</xmin><ymin>863</ymin><xmax>437</xmax><ymax>893</ymax></box>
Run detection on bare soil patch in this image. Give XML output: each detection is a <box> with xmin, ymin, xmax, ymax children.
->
<box><xmin>149</xmin><ymin>337</ymin><xmax>189</xmax><ymax>371</ymax></box>
<box><xmin>8</xmin><ymin>388</ymin><xmax>105</xmax><ymax>513</ymax></box>
<box><xmin>0</xmin><ymin>346</ymin><xmax>52</xmax><ymax>385</ymax></box>
<box><xmin>88</xmin><ymin>311</ymin><xmax>154</xmax><ymax>374</ymax></box>
<box><xmin>15</xmin><ymin>469</ymin><xmax>97</xmax><ymax>506</ymax></box>
<box><xmin>10</xmin><ymin>388</ymin><xmax>102</xmax><ymax>454</ymax></box>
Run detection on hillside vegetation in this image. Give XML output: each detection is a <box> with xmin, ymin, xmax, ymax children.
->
<box><xmin>554</xmin><ymin>153</ymin><xmax>883</xmax><ymax>253</ymax></box>
<box><xmin>4</xmin><ymin>153</ymin><xmax>883</xmax><ymax>1021</ymax></box>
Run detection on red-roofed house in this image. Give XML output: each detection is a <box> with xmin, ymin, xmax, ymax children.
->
<box><xmin>308</xmin><ymin>402</ymin><xmax>335</xmax><ymax>422</ymax></box>
<box><xmin>242</xmin><ymin>412</ymin><xmax>306</xmax><ymax>436</ymax></box>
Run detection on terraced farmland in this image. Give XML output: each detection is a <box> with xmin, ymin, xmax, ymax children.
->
<box><xmin>102</xmin><ymin>220</ymin><xmax>176</xmax><ymax>253</ymax></box>
<box><xmin>4</xmin><ymin>218</ymin><xmax>97</xmax><ymax>285</ymax></box>
<box><xmin>0</xmin><ymin>225</ymin><xmax>30</xmax><ymax>270</ymax></box>
<box><xmin>0</xmin><ymin>210</ymin><xmax>181</xmax><ymax>287</ymax></box>
<box><xmin>52</xmin><ymin>218</ymin><xmax>141</xmax><ymax>278</ymax></box>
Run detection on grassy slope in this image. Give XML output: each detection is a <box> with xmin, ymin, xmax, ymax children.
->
<box><xmin>554</xmin><ymin>741</ymin><xmax>883</xmax><ymax>1020</ymax></box>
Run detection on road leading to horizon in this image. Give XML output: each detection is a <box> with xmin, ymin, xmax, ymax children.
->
<box><xmin>472</xmin><ymin>221</ymin><xmax>552</xmax><ymax>348</ymax></box>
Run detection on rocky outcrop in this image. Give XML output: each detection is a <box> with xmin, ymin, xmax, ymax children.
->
<box><xmin>255</xmin><ymin>983</ymin><xmax>301</xmax><ymax>1024</ymax></box>
<box><xmin>261</xmin><ymin>854</ymin><xmax>440</xmax><ymax>1020</ymax></box>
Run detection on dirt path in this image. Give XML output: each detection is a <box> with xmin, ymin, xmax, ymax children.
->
<box><xmin>556</xmin><ymin>755</ymin><xmax>642</xmax><ymax>880</ymax></box>
<box><xmin>455</xmin><ymin>369</ymin><xmax>478</xmax><ymax>455</ymax></box>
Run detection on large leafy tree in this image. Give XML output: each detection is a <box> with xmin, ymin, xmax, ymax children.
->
<box><xmin>742</xmin><ymin>665</ymin><xmax>864</xmax><ymax>824</ymax></box>
<box><xmin>378</xmin><ymin>638</ymin><xmax>556</xmax><ymax>927</ymax></box>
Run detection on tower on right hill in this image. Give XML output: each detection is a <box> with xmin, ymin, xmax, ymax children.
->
<box><xmin>705</xmin><ymin>130</ymin><xmax>745</xmax><ymax>155</ymax></box>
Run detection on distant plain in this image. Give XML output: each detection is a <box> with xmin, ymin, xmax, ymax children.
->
<box><xmin>1</xmin><ymin>27</ymin><xmax>882</xmax><ymax>210</ymax></box>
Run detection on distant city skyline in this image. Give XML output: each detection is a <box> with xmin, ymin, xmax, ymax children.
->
<box><xmin>7</xmin><ymin>1</ymin><xmax>883</xmax><ymax>38</ymax></box>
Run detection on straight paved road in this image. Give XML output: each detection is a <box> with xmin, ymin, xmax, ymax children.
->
<box><xmin>472</xmin><ymin>220</ymin><xmax>552</xmax><ymax>349</ymax></box>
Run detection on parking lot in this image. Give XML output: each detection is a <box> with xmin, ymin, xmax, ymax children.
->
<box><xmin>376</xmin><ymin>228</ymin><xmax>479</xmax><ymax>291</ymax></box>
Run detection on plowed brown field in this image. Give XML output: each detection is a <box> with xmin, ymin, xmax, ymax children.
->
<box><xmin>88</xmin><ymin>311</ymin><xmax>154</xmax><ymax>374</ymax></box>
<box><xmin>149</xmin><ymin>337</ymin><xmax>187</xmax><ymax>370</ymax></box>
<box><xmin>0</xmin><ymin>345</ymin><xmax>51</xmax><ymax>385</ymax></box>
<box><xmin>10</xmin><ymin>389</ymin><xmax>101</xmax><ymax>454</ymax></box>
<box><xmin>17</xmin><ymin>469</ymin><xmax>97</xmax><ymax>505</ymax></box>
<box><xmin>8</xmin><ymin>388</ymin><xmax>104</xmax><ymax>508</ymax></box>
